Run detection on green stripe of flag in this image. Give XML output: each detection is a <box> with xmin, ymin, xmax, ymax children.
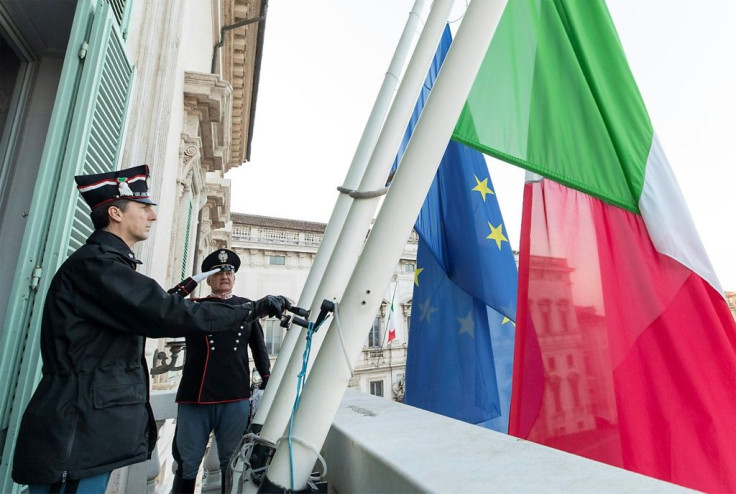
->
<box><xmin>453</xmin><ymin>0</ymin><xmax>652</xmax><ymax>213</ymax></box>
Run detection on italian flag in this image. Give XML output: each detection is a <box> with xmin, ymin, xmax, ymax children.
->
<box><xmin>386</xmin><ymin>285</ymin><xmax>397</xmax><ymax>343</ymax></box>
<box><xmin>452</xmin><ymin>0</ymin><xmax>736</xmax><ymax>491</ymax></box>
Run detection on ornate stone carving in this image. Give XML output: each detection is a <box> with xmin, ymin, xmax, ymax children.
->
<box><xmin>182</xmin><ymin>145</ymin><xmax>199</xmax><ymax>165</ymax></box>
<box><xmin>183</xmin><ymin>72</ymin><xmax>233</xmax><ymax>174</ymax></box>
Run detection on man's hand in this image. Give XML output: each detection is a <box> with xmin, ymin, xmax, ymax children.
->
<box><xmin>243</xmin><ymin>295</ymin><xmax>289</xmax><ymax>322</ymax></box>
<box><xmin>254</xmin><ymin>295</ymin><xmax>288</xmax><ymax>319</ymax></box>
<box><xmin>259</xmin><ymin>375</ymin><xmax>269</xmax><ymax>390</ymax></box>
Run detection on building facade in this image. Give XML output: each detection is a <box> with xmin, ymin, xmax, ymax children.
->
<box><xmin>0</xmin><ymin>0</ymin><xmax>265</xmax><ymax>491</ymax></box>
<box><xmin>228</xmin><ymin>213</ymin><xmax>416</xmax><ymax>402</ymax></box>
<box><xmin>726</xmin><ymin>291</ymin><xmax>736</xmax><ymax>321</ymax></box>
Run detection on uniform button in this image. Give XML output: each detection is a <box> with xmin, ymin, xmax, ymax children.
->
<box><xmin>236</xmin><ymin>339</ymin><xmax>240</xmax><ymax>343</ymax></box>
<box><xmin>238</xmin><ymin>333</ymin><xmax>242</xmax><ymax>336</ymax></box>
<box><xmin>209</xmin><ymin>340</ymin><xmax>214</xmax><ymax>344</ymax></box>
<box><xmin>233</xmin><ymin>347</ymin><xmax>237</xmax><ymax>351</ymax></box>
<box><xmin>210</xmin><ymin>347</ymin><xmax>215</xmax><ymax>351</ymax></box>
<box><xmin>240</xmin><ymin>325</ymin><xmax>244</xmax><ymax>329</ymax></box>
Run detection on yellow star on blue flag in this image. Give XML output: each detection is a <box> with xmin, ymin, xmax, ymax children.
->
<box><xmin>472</xmin><ymin>174</ymin><xmax>494</xmax><ymax>202</ymax></box>
<box><xmin>486</xmin><ymin>222</ymin><xmax>509</xmax><ymax>250</ymax></box>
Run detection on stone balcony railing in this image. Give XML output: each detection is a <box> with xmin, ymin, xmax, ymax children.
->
<box><xmin>116</xmin><ymin>388</ymin><xmax>694</xmax><ymax>493</ymax></box>
<box><xmin>230</xmin><ymin>225</ymin><xmax>419</xmax><ymax>260</ymax></box>
<box><xmin>358</xmin><ymin>343</ymin><xmax>407</xmax><ymax>366</ymax></box>
<box><xmin>231</xmin><ymin>227</ymin><xmax>323</xmax><ymax>247</ymax></box>
<box><xmin>323</xmin><ymin>390</ymin><xmax>693</xmax><ymax>493</ymax></box>
<box><xmin>107</xmin><ymin>344</ymin><xmax>694</xmax><ymax>493</ymax></box>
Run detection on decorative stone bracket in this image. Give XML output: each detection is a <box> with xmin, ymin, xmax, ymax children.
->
<box><xmin>151</xmin><ymin>340</ymin><xmax>187</xmax><ymax>375</ymax></box>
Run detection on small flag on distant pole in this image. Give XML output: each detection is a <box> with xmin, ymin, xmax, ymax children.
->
<box><xmin>386</xmin><ymin>283</ymin><xmax>397</xmax><ymax>343</ymax></box>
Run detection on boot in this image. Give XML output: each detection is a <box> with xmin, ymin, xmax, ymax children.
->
<box><xmin>171</xmin><ymin>471</ymin><xmax>196</xmax><ymax>494</ymax></box>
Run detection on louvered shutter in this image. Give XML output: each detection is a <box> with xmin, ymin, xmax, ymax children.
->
<box><xmin>67</xmin><ymin>1</ymin><xmax>135</xmax><ymax>255</ymax></box>
<box><xmin>0</xmin><ymin>1</ymin><xmax>134</xmax><ymax>490</ymax></box>
<box><xmin>107</xmin><ymin>0</ymin><xmax>135</xmax><ymax>39</ymax></box>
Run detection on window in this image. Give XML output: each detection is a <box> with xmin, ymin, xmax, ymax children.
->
<box><xmin>557</xmin><ymin>299</ymin><xmax>569</xmax><ymax>332</ymax></box>
<box><xmin>369</xmin><ymin>380</ymin><xmax>384</xmax><ymax>397</ymax></box>
<box><xmin>403</xmin><ymin>262</ymin><xmax>415</xmax><ymax>272</ymax></box>
<box><xmin>550</xmin><ymin>377</ymin><xmax>563</xmax><ymax>413</ymax></box>
<box><xmin>538</xmin><ymin>298</ymin><xmax>552</xmax><ymax>333</ymax></box>
<box><xmin>263</xmin><ymin>318</ymin><xmax>283</xmax><ymax>355</ymax></box>
<box><xmin>0</xmin><ymin>33</ymin><xmax>24</xmax><ymax>222</ymax></box>
<box><xmin>269</xmin><ymin>255</ymin><xmax>285</xmax><ymax>265</ymax></box>
<box><xmin>569</xmin><ymin>375</ymin><xmax>581</xmax><ymax>408</ymax></box>
<box><xmin>0</xmin><ymin>35</ymin><xmax>22</xmax><ymax>141</ymax></box>
<box><xmin>368</xmin><ymin>315</ymin><xmax>381</xmax><ymax>348</ymax></box>
<box><xmin>567</xmin><ymin>354</ymin><xmax>574</xmax><ymax>369</ymax></box>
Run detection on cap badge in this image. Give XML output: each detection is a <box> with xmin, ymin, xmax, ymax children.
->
<box><xmin>117</xmin><ymin>177</ymin><xmax>134</xmax><ymax>197</ymax></box>
<box><xmin>218</xmin><ymin>250</ymin><xmax>228</xmax><ymax>263</ymax></box>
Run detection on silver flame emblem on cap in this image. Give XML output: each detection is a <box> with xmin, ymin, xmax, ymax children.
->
<box><xmin>117</xmin><ymin>177</ymin><xmax>134</xmax><ymax>197</ymax></box>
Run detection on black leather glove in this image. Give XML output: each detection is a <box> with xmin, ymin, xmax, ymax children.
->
<box><xmin>259</xmin><ymin>375</ymin><xmax>269</xmax><ymax>390</ymax></box>
<box><xmin>254</xmin><ymin>295</ymin><xmax>286</xmax><ymax>319</ymax></box>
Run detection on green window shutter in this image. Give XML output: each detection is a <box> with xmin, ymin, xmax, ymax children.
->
<box><xmin>0</xmin><ymin>0</ymin><xmax>96</xmax><ymax>475</ymax></box>
<box><xmin>0</xmin><ymin>2</ymin><xmax>134</xmax><ymax>490</ymax></box>
<box><xmin>67</xmin><ymin>1</ymin><xmax>135</xmax><ymax>256</ymax></box>
<box><xmin>106</xmin><ymin>0</ymin><xmax>135</xmax><ymax>39</ymax></box>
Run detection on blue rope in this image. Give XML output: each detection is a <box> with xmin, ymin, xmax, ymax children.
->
<box><xmin>288</xmin><ymin>316</ymin><xmax>330</xmax><ymax>491</ymax></box>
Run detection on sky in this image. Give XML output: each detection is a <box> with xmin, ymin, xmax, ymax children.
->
<box><xmin>226</xmin><ymin>0</ymin><xmax>736</xmax><ymax>290</ymax></box>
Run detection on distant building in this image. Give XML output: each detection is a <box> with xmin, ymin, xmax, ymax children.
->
<box><xmin>726</xmin><ymin>291</ymin><xmax>736</xmax><ymax>321</ymax></box>
<box><xmin>0</xmin><ymin>0</ymin><xmax>267</xmax><ymax>491</ymax></box>
<box><xmin>526</xmin><ymin>255</ymin><xmax>616</xmax><ymax>444</ymax></box>
<box><xmin>228</xmin><ymin>213</ymin><xmax>416</xmax><ymax>402</ymax></box>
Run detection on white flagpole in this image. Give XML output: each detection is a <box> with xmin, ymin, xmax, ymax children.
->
<box><xmin>251</xmin><ymin>0</ymin><xmax>429</xmax><ymax>429</ymax></box>
<box><xmin>262</xmin><ymin>0</ymin><xmax>509</xmax><ymax>491</ymax></box>
<box><xmin>254</xmin><ymin>0</ymin><xmax>456</xmax><ymax>450</ymax></box>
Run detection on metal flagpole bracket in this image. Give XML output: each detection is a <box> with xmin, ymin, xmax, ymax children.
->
<box><xmin>336</xmin><ymin>185</ymin><xmax>389</xmax><ymax>199</ymax></box>
<box><xmin>280</xmin><ymin>303</ymin><xmax>311</xmax><ymax>329</ymax></box>
<box><xmin>281</xmin><ymin>299</ymin><xmax>334</xmax><ymax>330</ymax></box>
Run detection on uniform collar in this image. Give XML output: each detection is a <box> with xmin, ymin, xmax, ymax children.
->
<box><xmin>208</xmin><ymin>291</ymin><xmax>233</xmax><ymax>300</ymax></box>
<box><xmin>88</xmin><ymin>229</ymin><xmax>143</xmax><ymax>266</ymax></box>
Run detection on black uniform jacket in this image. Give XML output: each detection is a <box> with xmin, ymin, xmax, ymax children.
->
<box><xmin>12</xmin><ymin>230</ymin><xmax>252</xmax><ymax>485</ymax></box>
<box><xmin>175</xmin><ymin>295</ymin><xmax>271</xmax><ymax>404</ymax></box>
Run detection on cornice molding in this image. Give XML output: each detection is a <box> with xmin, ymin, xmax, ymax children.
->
<box><xmin>220</xmin><ymin>0</ymin><xmax>262</xmax><ymax>166</ymax></box>
<box><xmin>183</xmin><ymin>71</ymin><xmax>233</xmax><ymax>174</ymax></box>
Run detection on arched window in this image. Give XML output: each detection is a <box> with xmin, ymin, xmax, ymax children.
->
<box><xmin>263</xmin><ymin>318</ymin><xmax>283</xmax><ymax>356</ymax></box>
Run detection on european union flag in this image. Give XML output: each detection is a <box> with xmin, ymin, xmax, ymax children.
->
<box><xmin>400</xmin><ymin>27</ymin><xmax>518</xmax><ymax>429</ymax></box>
